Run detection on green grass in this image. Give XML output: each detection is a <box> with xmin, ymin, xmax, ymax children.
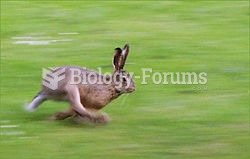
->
<box><xmin>0</xmin><ymin>1</ymin><xmax>249</xmax><ymax>159</ymax></box>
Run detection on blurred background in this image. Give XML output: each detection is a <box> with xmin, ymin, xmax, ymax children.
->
<box><xmin>1</xmin><ymin>1</ymin><xmax>249</xmax><ymax>159</ymax></box>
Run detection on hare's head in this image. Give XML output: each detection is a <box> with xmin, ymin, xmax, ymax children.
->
<box><xmin>112</xmin><ymin>44</ymin><xmax>135</xmax><ymax>94</ymax></box>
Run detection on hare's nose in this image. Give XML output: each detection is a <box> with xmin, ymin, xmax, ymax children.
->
<box><xmin>132</xmin><ymin>87</ymin><xmax>136</xmax><ymax>91</ymax></box>
<box><xmin>128</xmin><ymin>86</ymin><xmax>136</xmax><ymax>93</ymax></box>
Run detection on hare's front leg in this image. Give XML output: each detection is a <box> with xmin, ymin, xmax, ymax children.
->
<box><xmin>66</xmin><ymin>86</ymin><xmax>108</xmax><ymax>123</ymax></box>
<box><xmin>52</xmin><ymin>108</ymin><xmax>76</xmax><ymax>120</ymax></box>
<box><xmin>66</xmin><ymin>86</ymin><xmax>95</xmax><ymax>119</ymax></box>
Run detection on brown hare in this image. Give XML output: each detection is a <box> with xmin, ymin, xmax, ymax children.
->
<box><xmin>26</xmin><ymin>44</ymin><xmax>135</xmax><ymax>123</ymax></box>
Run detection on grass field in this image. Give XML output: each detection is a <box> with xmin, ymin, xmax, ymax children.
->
<box><xmin>0</xmin><ymin>1</ymin><xmax>249</xmax><ymax>159</ymax></box>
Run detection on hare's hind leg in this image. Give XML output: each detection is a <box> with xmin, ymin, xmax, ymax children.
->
<box><xmin>26</xmin><ymin>91</ymin><xmax>47</xmax><ymax>111</ymax></box>
<box><xmin>52</xmin><ymin>108</ymin><xmax>76</xmax><ymax>120</ymax></box>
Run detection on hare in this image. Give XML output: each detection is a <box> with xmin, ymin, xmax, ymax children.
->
<box><xmin>26</xmin><ymin>44</ymin><xmax>135</xmax><ymax>123</ymax></box>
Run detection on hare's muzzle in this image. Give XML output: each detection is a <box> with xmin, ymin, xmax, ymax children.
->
<box><xmin>127</xmin><ymin>86</ymin><xmax>136</xmax><ymax>93</ymax></box>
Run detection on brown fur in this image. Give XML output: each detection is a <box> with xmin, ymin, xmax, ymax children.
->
<box><xmin>27</xmin><ymin>44</ymin><xmax>135</xmax><ymax>123</ymax></box>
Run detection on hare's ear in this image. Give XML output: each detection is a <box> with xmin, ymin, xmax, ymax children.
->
<box><xmin>120</xmin><ymin>44</ymin><xmax>130</xmax><ymax>69</ymax></box>
<box><xmin>113</xmin><ymin>47</ymin><xmax>122</xmax><ymax>70</ymax></box>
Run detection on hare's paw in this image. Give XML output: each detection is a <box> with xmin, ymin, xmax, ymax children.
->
<box><xmin>74</xmin><ymin>112</ymin><xmax>110</xmax><ymax>125</ymax></box>
<box><xmin>74</xmin><ymin>115</ymin><xmax>92</xmax><ymax>124</ymax></box>
<box><xmin>94</xmin><ymin>112</ymin><xmax>110</xmax><ymax>124</ymax></box>
<box><xmin>50</xmin><ymin>112</ymin><xmax>69</xmax><ymax>120</ymax></box>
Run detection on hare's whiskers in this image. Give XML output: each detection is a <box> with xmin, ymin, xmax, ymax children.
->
<box><xmin>120</xmin><ymin>94</ymin><xmax>129</xmax><ymax>107</ymax></box>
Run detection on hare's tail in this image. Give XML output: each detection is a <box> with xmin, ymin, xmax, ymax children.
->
<box><xmin>25</xmin><ymin>91</ymin><xmax>47</xmax><ymax>112</ymax></box>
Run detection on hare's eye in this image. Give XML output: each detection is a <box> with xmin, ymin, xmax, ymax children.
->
<box><xmin>122</xmin><ymin>77</ymin><xmax>127</xmax><ymax>82</ymax></box>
